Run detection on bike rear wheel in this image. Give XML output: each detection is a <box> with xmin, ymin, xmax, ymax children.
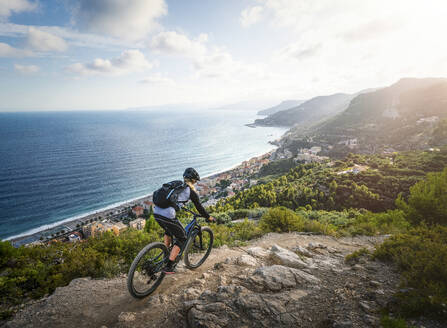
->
<box><xmin>127</xmin><ymin>242</ymin><xmax>169</xmax><ymax>298</ymax></box>
<box><xmin>184</xmin><ymin>226</ymin><xmax>213</xmax><ymax>269</ymax></box>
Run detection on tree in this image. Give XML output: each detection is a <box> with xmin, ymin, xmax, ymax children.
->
<box><xmin>397</xmin><ymin>167</ymin><xmax>447</xmax><ymax>226</ymax></box>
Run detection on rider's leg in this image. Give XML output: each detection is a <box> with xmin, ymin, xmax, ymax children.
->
<box><xmin>169</xmin><ymin>245</ymin><xmax>181</xmax><ymax>261</ymax></box>
<box><xmin>163</xmin><ymin>234</ymin><xmax>171</xmax><ymax>248</ymax></box>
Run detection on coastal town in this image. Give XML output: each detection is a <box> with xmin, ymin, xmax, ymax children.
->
<box><xmin>11</xmin><ymin>142</ymin><xmax>350</xmax><ymax>248</ymax></box>
<box><xmin>11</xmin><ymin>151</ymin><xmax>276</xmax><ymax>247</ymax></box>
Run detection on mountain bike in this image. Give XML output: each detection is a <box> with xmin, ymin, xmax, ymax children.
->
<box><xmin>127</xmin><ymin>209</ymin><xmax>214</xmax><ymax>299</ymax></box>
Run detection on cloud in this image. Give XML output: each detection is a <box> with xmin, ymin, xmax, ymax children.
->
<box><xmin>150</xmin><ymin>31</ymin><xmax>208</xmax><ymax>58</ymax></box>
<box><xmin>0</xmin><ymin>42</ymin><xmax>33</xmax><ymax>57</ymax></box>
<box><xmin>66</xmin><ymin>49</ymin><xmax>153</xmax><ymax>76</ymax></box>
<box><xmin>26</xmin><ymin>27</ymin><xmax>68</xmax><ymax>52</ymax></box>
<box><xmin>72</xmin><ymin>0</ymin><xmax>167</xmax><ymax>41</ymax></box>
<box><xmin>193</xmin><ymin>50</ymin><xmax>235</xmax><ymax>78</ymax></box>
<box><xmin>0</xmin><ymin>0</ymin><xmax>37</xmax><ymax>19</ymax></box>
<box><xmin>0</xmin><ymin>22</ymin><xmax>134</xmax><ymax>50</ymax></box>
<box><xmin>139</xmin><ymin>73</ymin><xmax>175</xmax><ymax>86</ymax></box>
<box><xmin>342</xmin><ymin>19</ymin><xmax>401</xmax><ymax>42</ymax></box>
<box><xmin>149</xmin><ymin>30</ymin><xmax>268</xmax><ymax>81</ymax></box>
<box><xmin>14</xmin><ymin>63</ymin><xmax>39</xmax><ymax>74</ymax></box>
<box><xmin>240</xmin><ymin>6</ymin><xmax>263</xmax><ymax>27</ymax></box>
<box><xmin>277</xmin><ymin>43</ymin><xmax>321</xmax><ymax>60</ymax></box>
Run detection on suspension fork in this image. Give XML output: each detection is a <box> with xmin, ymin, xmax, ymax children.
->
<box><xmin>198</xmin><ymin>228</ymin><xmax>203</xmax><ymax>250</ymax></box>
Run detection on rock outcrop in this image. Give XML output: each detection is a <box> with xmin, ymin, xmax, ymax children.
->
<box><xmin>6</xmin><ymin>233</ymin><xmax>403</xmax><ymax>328</ymax></box>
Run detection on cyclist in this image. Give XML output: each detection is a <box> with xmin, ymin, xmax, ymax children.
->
<box><xmin>153</xmin><ymin>167</ymin><xmax>215</xmax><ymax>274</ymax></box>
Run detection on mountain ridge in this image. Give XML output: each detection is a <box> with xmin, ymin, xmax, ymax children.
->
<box><xmin>257</xmin><ymin>100</ymin><xmax>305</xmax><ymax>116</ymax></box>
<box><xmin>254</xmin><ymin>93</ymin><xmax>354</xmax><ymax>127</ymax></box>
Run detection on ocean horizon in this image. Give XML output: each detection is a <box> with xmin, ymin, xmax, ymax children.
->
<box><xmin>0</xmin><ymin>109</ymin><xmax>286</xmax><ymax>240</ymax></box>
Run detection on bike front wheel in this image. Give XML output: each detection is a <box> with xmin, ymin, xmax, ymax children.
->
<box><xmin>184</xmin><ymin>226</ymin><xmax>214</xmax><ymax>269</ymax></box>
<box><xmin>127</xmin><ymin>242</ymin><xmax>169</xmax><ymax>299</ymax></box>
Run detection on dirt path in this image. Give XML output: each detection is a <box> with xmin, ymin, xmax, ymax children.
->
<box><xmin>5</xmin><ymin>233</ymin><xmax>398</xmax><ymax>328</ymax></box>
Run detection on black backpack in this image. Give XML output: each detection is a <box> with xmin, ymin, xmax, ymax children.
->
<box><xmin>153</xmin><ymin>180</ymin><xmax>187</xmax><ymax>210</ymax></box>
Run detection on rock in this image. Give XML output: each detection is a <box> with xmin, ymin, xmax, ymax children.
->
<box><xmin>236</xmin><ymin>254</ymin><xmax>258</xmax><ymax>267</ymax></box>
<box><xmin>269</xmin><ymin>245</ymin><xmax>308</xmax><ymax>269</ymax></box>
<box><xmin>224</xmin><ymin>257</ymin><xmax>234</xmax><ymax>264</ymax></box>
<box><xmin>359</xmin><ymin>301</ymin><xmax>372</xmax><ymax>312</ymax></box>
<box><xmin>327</xmin><ymin>247</ymin><xmax>340</xmax><ymax>254</ymax></box>
<box><xmin>214</xmin><ymin>262</ymin><xmax>226</xmax><ymax>270</ymax></box>
<box><xmin>216</xmin><ymin>285</ymin><xmax>249</xmax><ymax>300</ymax></box>
<box><xmin>246</xmin><ymin>246</ymin><xmax>270</xmax><ymax>258</ymax></box>
<box><xmin>183</xmin><ymin>300</ymin><xmax>205</xmax><ymax>312</ymax></box>
<box><xmin>334</xmin><ymin>320</ymin><xmax>353</xmax><ymax>328</ymax></box>
<box><xmin>364</xmin><ymin>314</ymin><xmax>378</xmax><ymax>325</ymax></box>
<box><xmin>375</xmin><ymin>289</ymin><xmax>385</xmax><ymax>296</ymax></box>
<box><xmin>307</xmin><ymin>242</ymin><xmax>327</xmax><ymax>250</ymax></box>
<box><xmin>192</xmin><ymin>278</ymin><xmax>205</xmax><ymax>287</ymax></box>
<box><xmin>218</xmin><ymin>275</ymin><xmax>228</xmax><ymax>285</ymax></box>
<box><xmin>183</xmin><ymin>287</ymin><xmax>202</xmax><ymax>301</ymax></box>
<box><xmin>176</xmin><ymin>262</ymin><xmax>188</xmax><ymax>273</ymax></box>
<box><xmin>118</xmin><ymin>312</ymin><xmax>136</xmax><ymax>322</ymax></box>
<box><xmin>202</xmin><ymin>273</ymin><xmax>211</xmax><ymax>279</ymax></box>
<box><xmin>293</xmin><ymin>245</ymin><xmax>313</xmax><ymax>257</ymax></box>
<box><xmin>351</xmin><ymin>264</ymin><xmax>363</xmax><ymax>271</ymax></box>
<box><xmin>369</xmin><ymin>280</ymin><xmax>381</xmax><ymax>288</ymax></box>
<box><xmin>245</xmin><ymin>265</ymin><xmax>320</xmax><ymax>292</ymax></box>
<box><xmin>187</xmin><ymin>303</ymin><xmax>233</xmax><ymax>328</ymax></box>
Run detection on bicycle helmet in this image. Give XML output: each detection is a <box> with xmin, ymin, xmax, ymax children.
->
<box><xmin>183</xmin><ymin>167</ymin><xmax>200</xmax><ymax>181</ymax></box>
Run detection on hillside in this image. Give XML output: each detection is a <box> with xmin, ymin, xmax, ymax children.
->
<box><xmin>282</xmin><ymin>78</ymin><xmax>447</xmax><ymax>156</ymax></box>
<box><xmin>210</xmin><ymin>148</ymin><xmax>447</xmax><ymax>214</ymax></box>
<box><xmin>254</xmin><ymin>93</ymin><xmax>353</xmax><ymax>127</ymax></box>
<box><xmin>6</xmin><ymin>233</ymin><xmax>396</xmax><ymax>328</ymax></box>
<box><xmin>2</xmin><ymin>148</ymin><xmax>447</xmax><ymax>328</ymax></box>
<box><xmin>257</xmin><ymin>100</ymin><xmax>305</xmax><ymax>116</ymax></box>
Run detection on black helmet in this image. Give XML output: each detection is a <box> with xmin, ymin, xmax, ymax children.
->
<box><xmin>183</xmin><ymin>167</ymin><xmax>200</xmax><ymax>181</ymax></box>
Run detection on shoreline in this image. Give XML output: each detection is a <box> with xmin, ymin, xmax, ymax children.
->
<box><xmin>7</xmin><ymin>148</ymin><xmax>277</xmax><ymax>246</ymax></box>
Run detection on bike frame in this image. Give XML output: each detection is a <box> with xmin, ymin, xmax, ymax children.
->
<box><xmin>173</xmin><ymin>208</ymin><xmax>204</xmax><ymax>261</ymax></box>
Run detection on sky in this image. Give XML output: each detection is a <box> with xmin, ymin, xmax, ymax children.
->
<box><xmin>0</xmin><ymin>0</ymin><xmax>447</xmax><ymax>111</ymax></box>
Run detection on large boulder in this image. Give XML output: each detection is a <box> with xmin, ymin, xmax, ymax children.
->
<box><xmin>186</xmin><ymin>284</ymin><xmax>310</xmax><ymax>328</ymax></box>
<box><xmin>245</xmin><ymin>265</ymin><xmax>320</xmax><ymax>292</ymax></box>
<box><xmin>246</xmin><ymin>246</ymin><xmax>270</xmax><ymax>258</ymax></box>
<box><xmin>269</xmin><ymin>245</ymin><xmax>308</xmax><ymax>269</ymax></box>
<box><xmin>236</xmin><ymin>254</ymin><xmax>258</xmax><ymax>267</ymax></box>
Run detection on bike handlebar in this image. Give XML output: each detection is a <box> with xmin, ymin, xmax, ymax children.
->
<box><xmin>182</xmin><ymin>207</ymin><xmax>202</xmax><ymax>217</ymax></box>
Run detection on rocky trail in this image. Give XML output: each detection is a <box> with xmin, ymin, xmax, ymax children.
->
<box><xmin>5</xmin><ymin>233</ymin><xmax>408</xmax><ymax>328</ymax></box>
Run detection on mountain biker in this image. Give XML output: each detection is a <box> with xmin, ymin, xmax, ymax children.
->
<box><xmin>153</xmin><ymin>168</ymin><xmax>215</xmax><ymax>274</ymax></box>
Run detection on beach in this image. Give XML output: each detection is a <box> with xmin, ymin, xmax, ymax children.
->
<box><xmin>8</xmin><ymin>150</ymin><xmax>275</xmax><ymax>247</ymax></box>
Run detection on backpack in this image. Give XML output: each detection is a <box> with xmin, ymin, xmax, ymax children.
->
<box><xmin>153</xmin><ymin>180</ymin><xmax>187</xmax><ymax>210</ymax></box>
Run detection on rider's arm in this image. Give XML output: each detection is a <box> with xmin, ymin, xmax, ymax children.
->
<box><xmin>189</xmin><ymin>189</ymin><xmax>210</xmax><ymax>220</ymax></box>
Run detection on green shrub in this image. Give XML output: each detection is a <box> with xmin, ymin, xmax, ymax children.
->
<box><xmin>396</xmin><ymin>167</ymin><xmax>447</xmax><ymax>226</ymax></box>
<box><xmin>259</xmin><ymin>207</ymin><xmax>305</xmax><ymax>232</ymax></box>
<box><xmin>232</xmin><ymin>219</ymin><xmax>263</xmax><ymax>241</ymax></box>
<box><xmin>342</xmin><ymin>210</ymin><xmax>410</xmax><ymax>236</ymax></box>
<box><xmin>227</xmin><ymin>208</ymin><xmax>268</xmax><ymax>220</ymax></box>
<box><xmin>380</xmin><ymin>315</ymin><xmax>414</xmax><ymax>328</ymax></box>
<box><xmin>209</xmin><ymin>223</ymin><xmax>234</xmax><ymax>247</ymax></box>
<box><xmin>210</xmin><ymin>212</ymin><xmax>232</xmax><ymax>225</ymax></box>
<box><xmin>374</xmin><ymin>225</ymin><xmax>447</xmax><ymax>318</ymax></box>
<box><xmin>228</xmin><ymin>209</ymin><xmax>250</xmax><ymax>220</ymax></box>
<box><xmin>345</xmin><ymin>247</ymin><xmax>370</xmax><ymax>264</ymax></box>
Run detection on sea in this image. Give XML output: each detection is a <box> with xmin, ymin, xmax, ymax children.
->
<box><xmin>0</xmin><ymin>109</ymin><xmax>286</xmax><ymax>241</ymax></box>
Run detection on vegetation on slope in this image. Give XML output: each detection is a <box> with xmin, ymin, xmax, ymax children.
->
<box><xmin>209</xmin><ymin>149</ymin><xmax>447</xmax><ymax>213</ymax></box>
<box><xmin>1</xmin><ymin>149</ymin><xmax>446</xmax><ymax>321</ymax></box>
